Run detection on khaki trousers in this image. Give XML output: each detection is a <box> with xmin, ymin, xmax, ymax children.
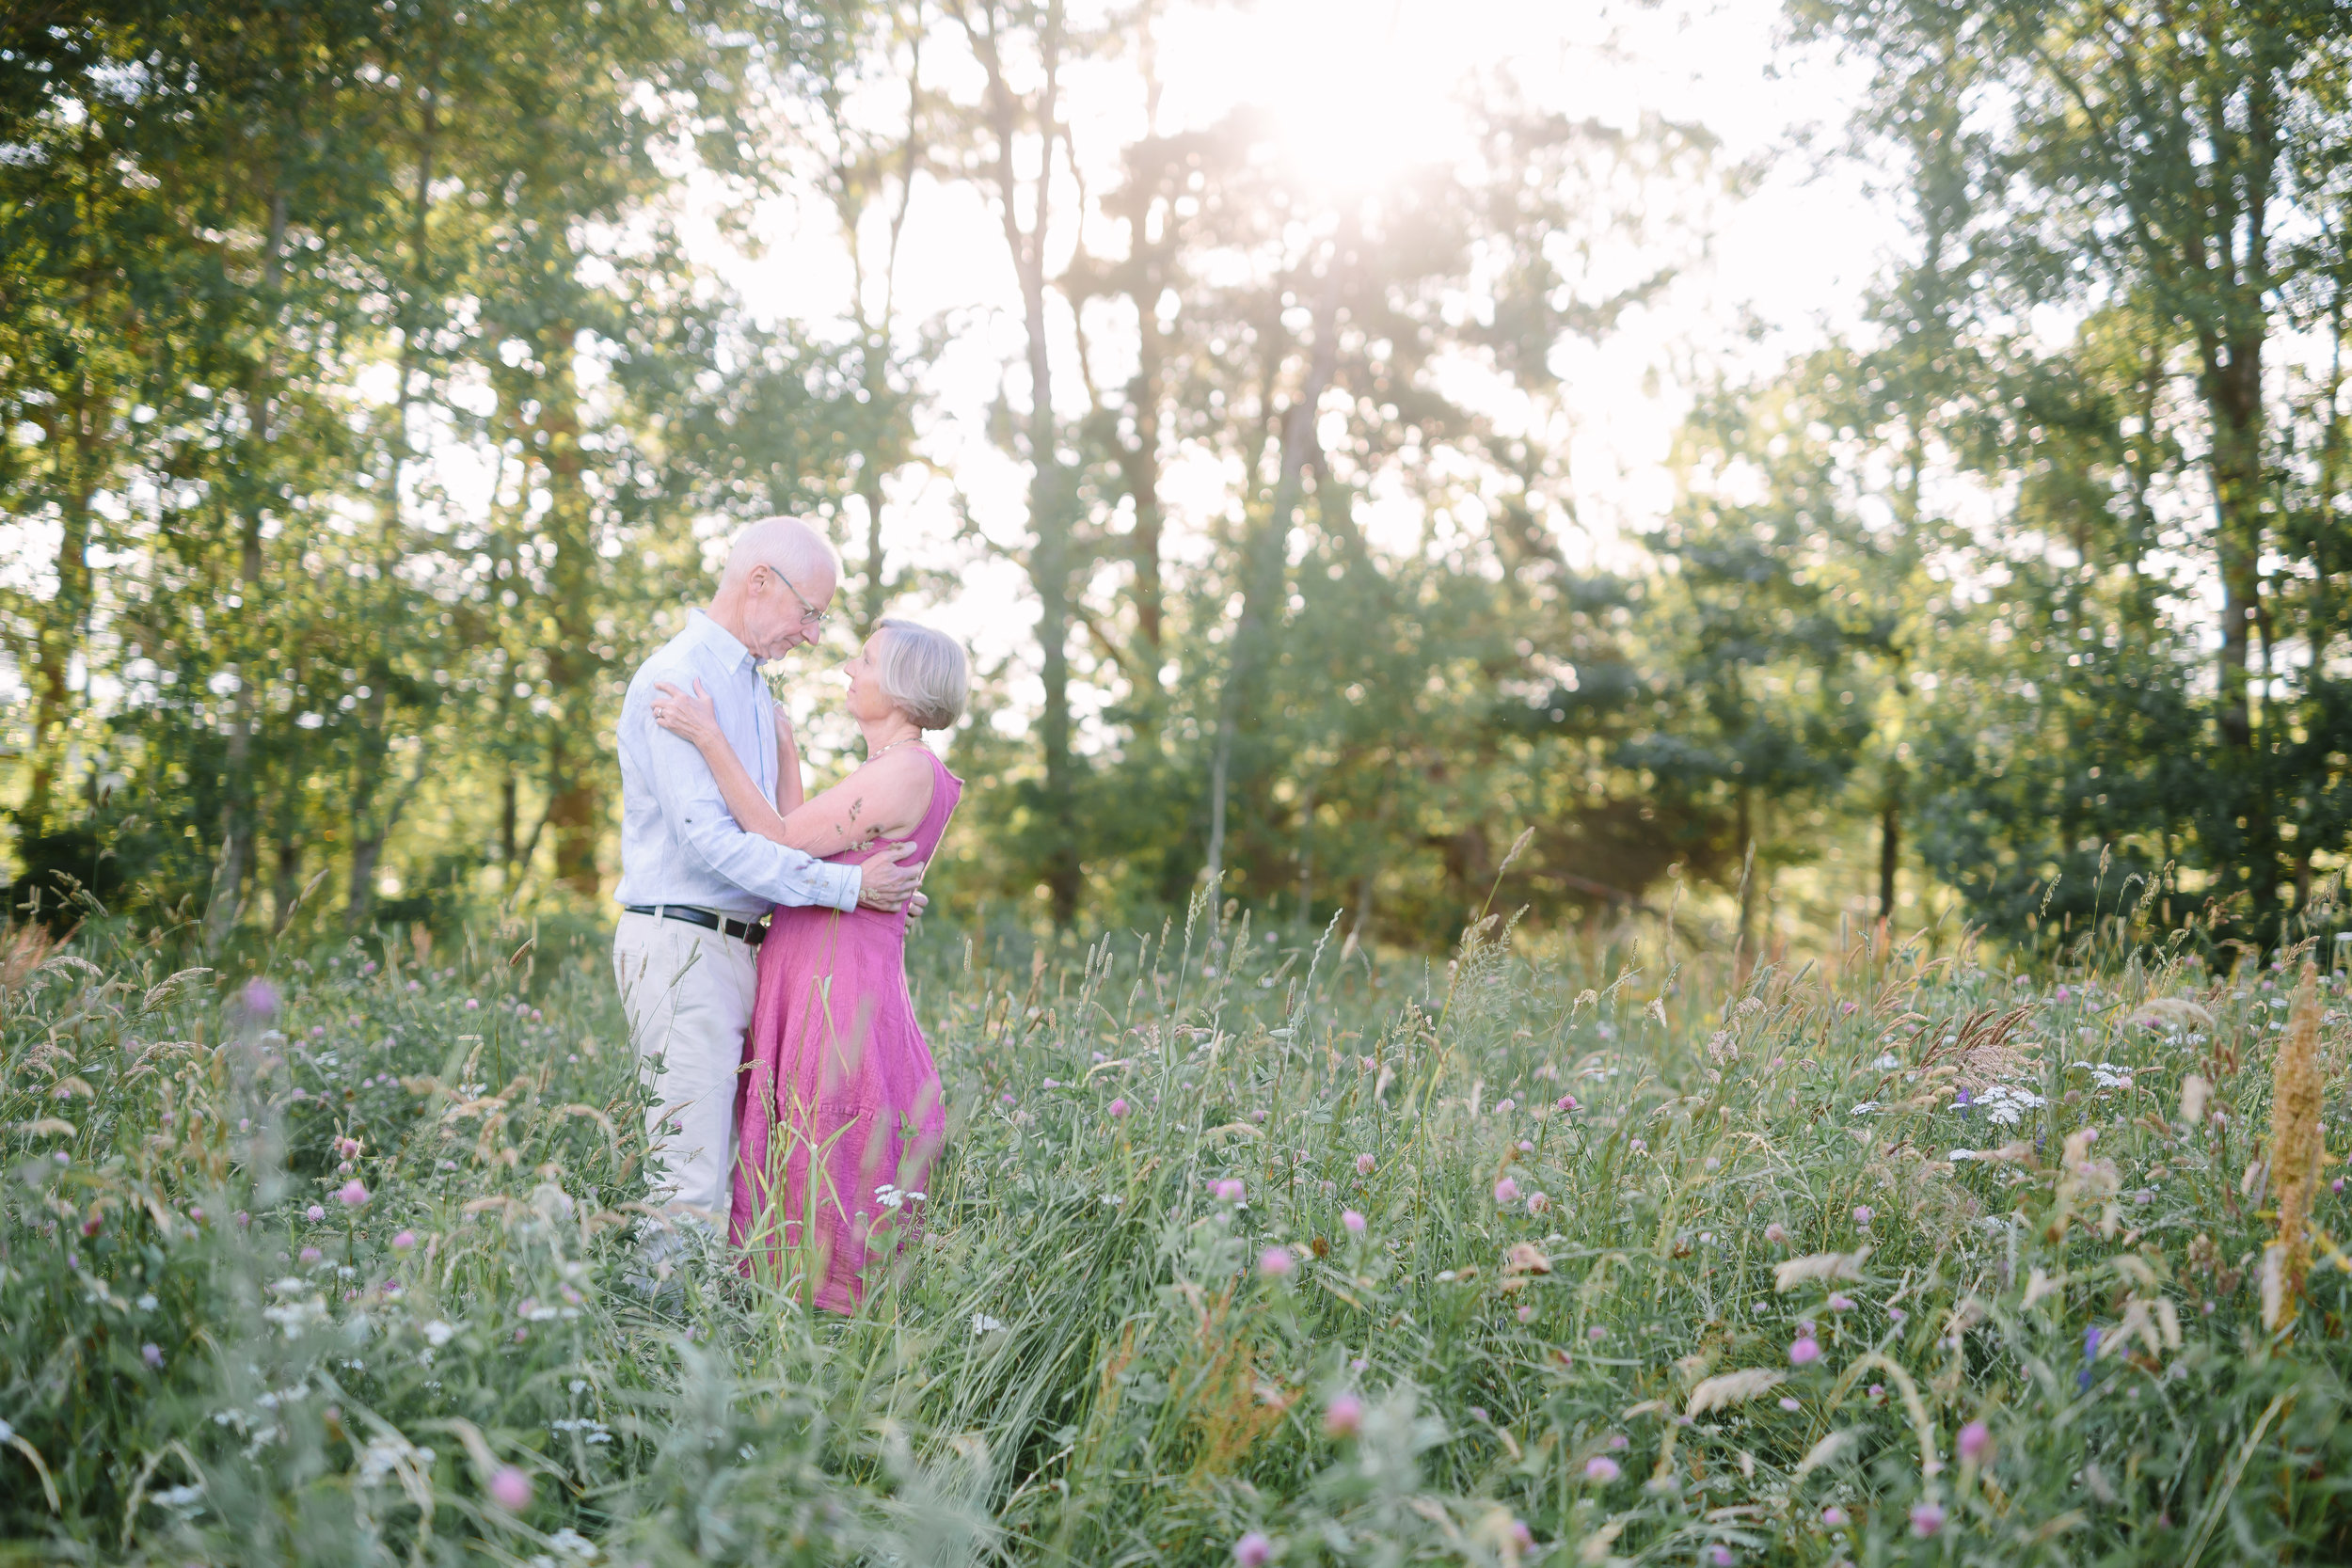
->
<box><xmin>612</xmin><ymin>911</ymin><xmax>759</xmax><ymax>1228</ymax></box>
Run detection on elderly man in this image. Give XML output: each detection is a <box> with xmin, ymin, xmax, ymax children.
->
<box><xmin>612</xmin><ymin>517</ymin><xmax>925</xmax><ymax>1251</ymax></box>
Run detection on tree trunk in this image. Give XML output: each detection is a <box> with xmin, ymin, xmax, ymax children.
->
<box><xmin>207</xmin><ymin>186</ymin><xmax>289</xmax><ymax>947</ymax></box>
<box><xmin>965</xmin><ymin>0</ymin><xmax>1078</xmax><ymax>924</ymax></box>
<box><xmin>1878</xmin><ymin>773</ymin><xmax>1900</xmax><ymax>927</ymax></box>
<box><xmin>1203</xmin><ymin>240</ymin><xmax>1345</xmax><ymax>895</ymax></box>
<box><xmin>538</xmin><ymin>325</ymin><xmax>604</xmax><ymax>898</ymax></box>
<box><xmin>348</xmin><ymin>81</ymin><xmax>435</xmax><ymax>931</ymax></box>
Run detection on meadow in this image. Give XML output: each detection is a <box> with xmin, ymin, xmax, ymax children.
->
<box><xmin>3</xmin><ymin>895</ymin><xmax>2349</xmax><ymax>1566</ymax></box>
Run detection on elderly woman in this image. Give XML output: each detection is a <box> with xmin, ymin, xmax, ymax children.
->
<box><xmin>650</xmin><ymin>617</ymin><xmax>967</xmax><ymax>1310</ymax></box>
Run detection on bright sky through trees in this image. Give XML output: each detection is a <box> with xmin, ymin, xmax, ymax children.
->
<box><xmin>696</xmin><ymin>0</ymin><xmax>1894</xmax><ymax>696</ymax></box>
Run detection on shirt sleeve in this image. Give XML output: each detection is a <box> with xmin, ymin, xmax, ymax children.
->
<box><xmin>636</xmin><ymin>689</ymin><xmax>860</xmax><ymax>912</ymax></box>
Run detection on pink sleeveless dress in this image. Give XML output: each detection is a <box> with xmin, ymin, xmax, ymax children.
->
<box><xmin>728</xmin><ymin>747</ymin><xmax>961</xmax><ymax>1311</ymax></box>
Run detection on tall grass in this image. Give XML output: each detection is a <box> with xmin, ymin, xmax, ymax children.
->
<box><xmin>4</xmin><ymin>900</ymin><xmax>2349</xmax><ymax>1564</ymax></box>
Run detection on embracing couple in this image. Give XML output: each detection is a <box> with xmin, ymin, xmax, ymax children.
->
<box><xmin>610</xmin><ymin>516</ymin><xmax>966</xmax><ymax>1312</ymax></box>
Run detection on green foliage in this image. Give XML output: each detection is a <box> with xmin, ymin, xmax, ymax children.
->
<box><xmin>7</xmin><ymin>906</ymin><xmax>2352</xmax><ymax>1561</ymax></box>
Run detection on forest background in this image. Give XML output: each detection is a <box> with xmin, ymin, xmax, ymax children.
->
<box><xmin>6</xmin><ymin>0</ymin><xmax>2351</xmax><ymax>963</ymax></box>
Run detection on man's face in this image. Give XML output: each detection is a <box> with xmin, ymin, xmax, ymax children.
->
<box><xmin>742</xmin><ymin>564</ymin><xmax>834</xmax><ymax>660</ymax></box>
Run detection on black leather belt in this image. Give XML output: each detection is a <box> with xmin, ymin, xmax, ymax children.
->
<box><xmin>623</xmin><ymin>904</ymin><xmax>767</xmax><ymax>946</ymax></box>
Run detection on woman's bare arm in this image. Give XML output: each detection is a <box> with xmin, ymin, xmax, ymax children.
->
<box><xmin>653</xmin><ymin>681</ymin><xmax>931</xmax><ymax>854</ymax></box>
<box><xmin>773</xmin><ymin>701</ymin><xmax>805</xmax><ymax>815</ymax></box>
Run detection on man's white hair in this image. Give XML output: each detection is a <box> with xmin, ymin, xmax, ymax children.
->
<box><xmin>720</xmin><ymin>516</ymin><xmax>840</xmax><ymax>591</ymax></box>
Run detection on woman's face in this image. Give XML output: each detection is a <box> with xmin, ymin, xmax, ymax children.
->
<box><xmin>842</xmin><ymin>632</ymin><xmax>897</xmax><ymax>725</ymax></box>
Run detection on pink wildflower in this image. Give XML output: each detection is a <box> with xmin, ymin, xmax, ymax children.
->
<box><xmin>1493</xmin><ymin>1176</ymin><xmax>1519</xmax><ymax>1205</ymax></box>
<box><xmin>1215</xmin><ymin>1179</ymin><xmax>1246</xmax><ymax>1203</ymax></box>
<box><xmin>392</xmin><ymin>1229</ymin><xmax>418</xmax><ymax>1250</ymax></box>
<box><xmin>1789</xmin><ymin>1337</ymin><xmax>1822</xmax><ymax>1366</ymax></box>
<box><xmin>1826</xmin><ymin>1292</ymin><xmax>1853</xmax><ymax>1312</ymax></box>
<box><xmin>1958</xmin><ymin>1420</ymin><xmax>1993</xmax><ymax>1463</ymax></box>
<box><xmin>1584</xmin><ymin>1455</ymin><xmax>1622</xmax><ymax>1482</ymax></box>
<box><xmin>1258</xmin><ymin>1246</ymin><xmax>1294</xmax><ymax>1279</ymax></box>
<box><xmin>1852</xmin><ymin>1206</ymin><xmax>1873</xmax><ymax>1226</ymax></box>
<box><xmin>1821</xmin><ymin>1505</ymin><xmax>1849</xmax><ymax>1527</ymax></box>
<box><xmin>1342</xmin><ymin>1210</ymin><xmax>1366</xmax><ymax>1233</ymax></box>
<box><xmin>142</xmin><ymin>1343</ymin><xmax>163</xmax><ymax>1368</ymax></box>
<box><xmin>1910</xmin><ymin>1502</ymin><xmax>1945</xmax><ymax>1537</ymax></box>
<box><xmin>1356</xmin><ymin>1152</ymin><xmax>1376</xmax><ymax>1175</ymax></box>
<box><xmin>487</xmin><ymin>1466</ymin><xmax>532</xmax><ymax>1511</ymax></box>
<box><xmin>305</xmin><ymin>1205</ymin><xmax>326</xmax><ymax>1222</ymax></box>
<box><xmin>1587</xmin><ymin>1325</ymin><xmax>1607</xmax><ymax>1342</ymax></box>
<box><xmin>1764</xmin><ymin>1222</ymin><xmax>1788</xmax><ymax>1243</ymax></box>
<box><xmin>1232</xmin><ymin>1531</ymin><xmax>1272</xmax><ymax>1567</ymax></box>
<box><xmin>1324</xmin><ymin>1393</ymin><xmax>1363</xmax><ymax>1437</ymax></box>
<box><xmin>337</xmin><ymin>1180</ymin><xmax>370</xmax><ymax>1207</ymax></box>
<box><xmin>1527</xmin><ymin>1192</ymin><xmax>1551</xmax><ymax>1215</ymax></box>
<box><xmin>299</xmin><ymin>1246</ymin><xmax>323</xmax><ymax>1264</ymax></box>
<box><xmin>1108</xmin><ymin>1098</ymin><xmax>1130</xmax><ymax>1118</ymax></box>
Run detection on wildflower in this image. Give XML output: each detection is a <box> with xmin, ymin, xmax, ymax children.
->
<box><xmin>1527</xmin><ymin>1192</ymin><xmax>1551</xmax><ymax>1215</ymax></box>
<box><xmin>1958</xmin><ymin>1420</ymin><xmax>1992</xmax><ymax>1463</ymax></box>
<box><xmin>1852</xmin><ymin>1206</ymin><xmax>1873</xmax><ymax>1226</ymax></box>
<box><xmin>187</xmin><ymin>1207</ymin><xmax>204</xmax><ymax>1224</ymax></box>
<box><xmin>300</xmin><ymin>1246</ymin><xmax>324</xmax><ymax>1264</ymax></box>
<box><xmin>392</xmin><ymin>1229</ymin><xmax>418</xmax><ymax>1250</ymax></box>
<box><xmin>337</xmin><ymin>1180</ymin><xmax>370</xmax><ymax>1208</ymax></box>
<box><xmin>1777</xmin><ymin>1397</ymin><xmax>1801</xmax><ymax>1411</ymax></box>
<box><xmin>1495</xmin><ymin>1098</ymin><xmax>1515</xmax><ymax>1115</ymax></box>
<box><xmin>1232</xmin><ymin>1531</ymin><xmax>1273</xmax><ymax>1567</ymax></box>
<box><xmin>1259</xmin><ymin>1247</ymin><xmax>1294</xmax><ymax>1279</ymax></box>
<box><xmin>1343</xmin><ymin>1210</ymin><xmax>1366</xmax><ymax>1233</ymax></box>
<box><xmin>1584</xmin><ymin>1455</ymin><xmax>1622</xmax><ymax>1482</ymax></box>
<box><xmin>1041</xmin><ymin>1078</ymin><xmax>1058</xmax><ymax>1088</ymax></box>
<box><xmin>1556</xmin><ymin>1094</ymin><xmax>1580</xmax><ymax>1113</ymax></box>
<box><xmin>142</xmin><ymin>1343</ymin><xmax>164</xmax><ymax>1368</ymax></box>
<box><xmin>2054</xmin><ymin>985</ymin><xmax>2071</xmax><ymax>1002</ymax></box>
<box><xmin>1518</xmin><ymin>1305</ymin><xmax>1535</xmax><ymax>1323</ymax></box>
<box><xmin>1838</xmin><ymin>1001</ymin><xmax>1857</xmax><ymax>1015</ymax></box>
<box><xmin>1510</xmin><ymin>1519</ymin><xmax>1534</xmax><ymax>1552</ymax></box>
<box><xmin>1887</xmin><ymin>1307</ymin><xmax>1906</xmax><ymax>1324</ymax></box>
<box><xmin>1867</xmin><ymin>1384</ymin><xmax>1884</xmax><ymax>1401</ymax></box>
<box><xmin>235</xmin><ymin>1212</ymin><xmax>250</xmax><ymax>1228</ymax></box>
<box><xmin>1494</xmin><ymin>1176</ymin><xmax>1519</xmax><ymax>1204</ymax></box>
<box><xmin>487</xmin><ymin>1466</ymin><xmax>532</xmax><ymax>1512</ymax></box>
<box><xmin>1703</xmin><ymin>1156</ymin><xmax>1720</xmax><ymax>1170</ymax></box>
<box><xmin>1826</xmin><ymin>1292</ymin><xmax>1854</xmax><ymax>1312</ymax></box>
<box><xmin>465</xmin><ymin>998</ymin><xmax>479</xmax><ymax>1010</ymax></box>
<box><xmin>1629</xmin><ymin>1138</ymin><xmax>1646</xmax><ymax>1152</ymax></box>
<box><xmin>1788</xmin><ymin>1337</ymin><xmax>1821</xmax><ymax>1366</ymax></box>
<box><xmin>1324</xmin><ymin>1393</ymin><xmax>1363</xmax><ymax>1437</ymax></box>
<box><xmin>1108</xmin><ymin>1098</ymin><xmax>1130</xmax><ymax>1118</ymax></box>
<box><xmin>1764</xmin><ymin>1222</ymin><xmax>1788</xmax><ymax>1243</ymax></box>
<box><xmin>1215</xmin><ymin>1179</ymin><xmax>1246</xmax><ymax>1203</ymax></box>
<box><xmin>1820</xmin><ymin>1505</ymin><xmax>1849</xmax><ymax>1527</ymax></box>
<box><xmin>1707</xmin><ymin>1548</ymin><xmax>1735</xmax><ymax>1567</ymax></box>
<box><xmin>1909</xmin><ymin>1502</ymin><xmax>1945</xmax><ymax>1537</ymax></box>
<box><xmin>243</xmin><ymin>979</ymin><xmax>280</xmax><ymax>1018</ymax></box>
<box><xmin>1587</xmin><ymin>1325</ymin><xmax>1607</xmax><ymax>1342</ymax></box>
<box><xmin>1355</xmin><ymin>1151</ymin><xmax>1377</xmax><ymax>1176</ymax></box>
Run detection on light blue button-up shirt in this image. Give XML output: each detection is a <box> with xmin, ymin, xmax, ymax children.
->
<box><xmin>613</xmin><ymin>610</ymin><xmax>860</xmax><ymax>918</ymax></box>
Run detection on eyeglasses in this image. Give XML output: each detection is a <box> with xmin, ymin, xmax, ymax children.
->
<box><xmin>770</xmin><ymin>567</ymin><xmax>828</xmax><ymax>630</ymax></box>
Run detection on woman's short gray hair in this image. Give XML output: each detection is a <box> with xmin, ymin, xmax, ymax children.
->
<box><xmin>873</xmin><ymin>618</ymin><xmax>969</xmax><ymax>731</ymax></box>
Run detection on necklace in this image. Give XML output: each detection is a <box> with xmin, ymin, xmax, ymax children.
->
<box><xmin>866</xmin><ymin>734</ymin><xmax>928</xmax><ymax>762</ymax></box>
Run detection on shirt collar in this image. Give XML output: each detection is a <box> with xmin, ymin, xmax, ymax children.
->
<box><xmin>687</xmin><ymin>608</ymin><xmax>756</xmax><ymax>673</ymax></box>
